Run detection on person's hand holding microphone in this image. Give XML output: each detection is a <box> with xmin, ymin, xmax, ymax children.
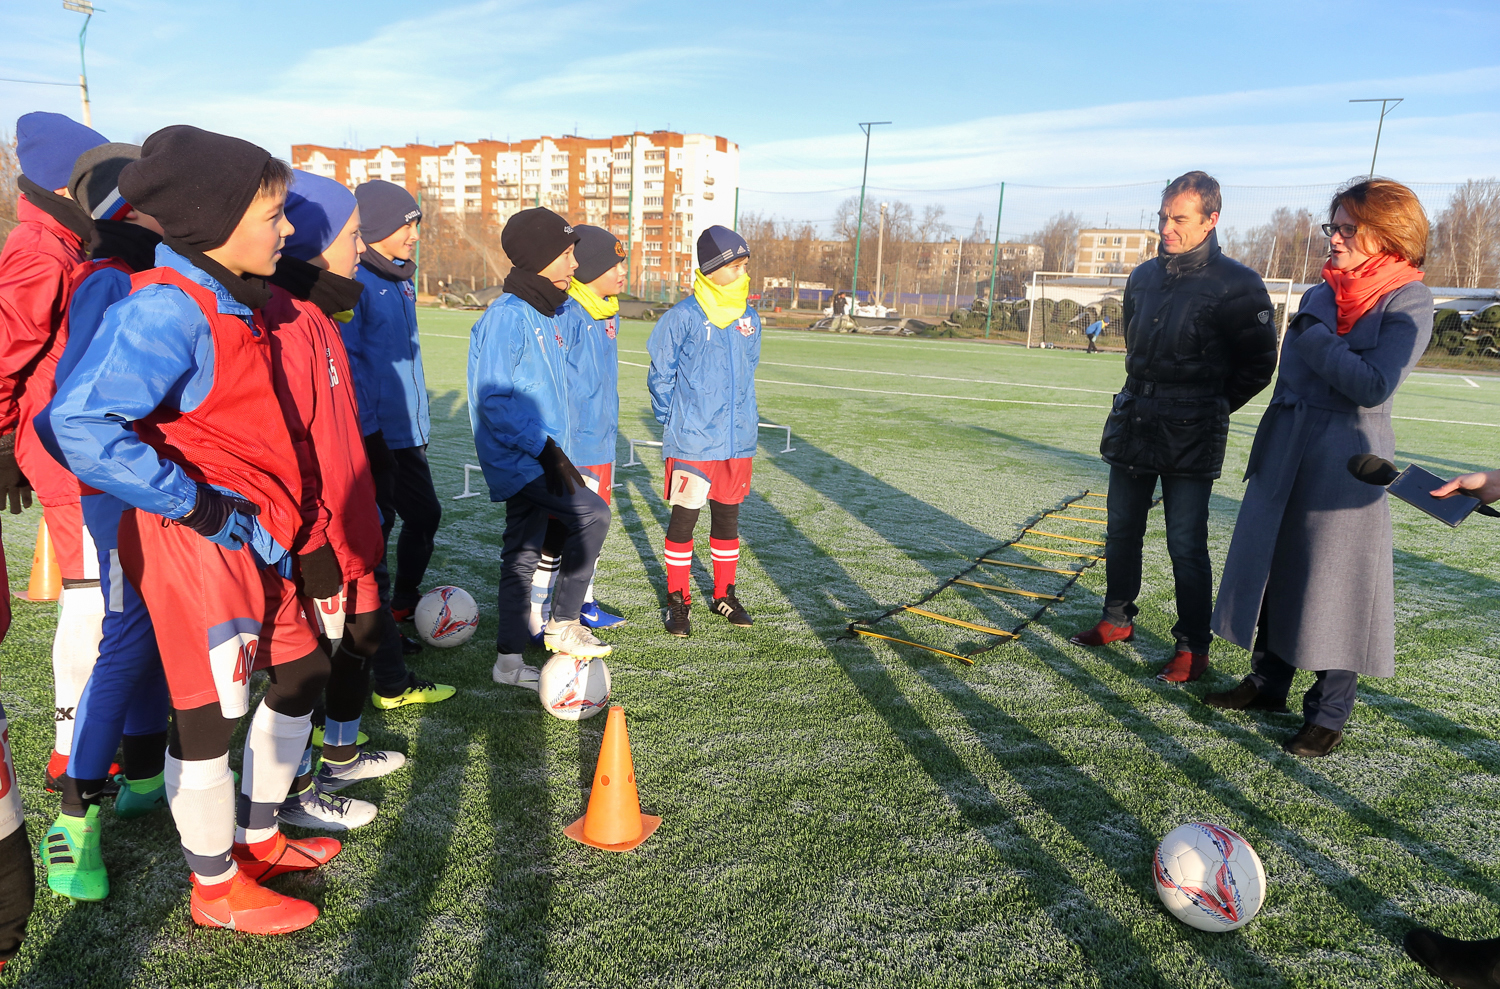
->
<box><xmin>1431</xmin><ymin>470</ymin><xmax>1500</xmax><ymax>505</ymax></box>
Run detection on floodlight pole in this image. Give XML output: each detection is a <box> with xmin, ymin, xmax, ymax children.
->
<box><xmin>1350</xmin><ymin>98</ymin><xmax>1403</xmax><ymax>178</ymax></box>
<box><xmin>62</xmin><ymin>1</ymin><xmax>100</xmax><ymax>127</ymax></box>
<box><xmin>984</xmin><ymin>182</ymin><xmax>1005</xmax><ymax>338</ymax></box>
<box><xmin>850</xmin><ymin>121</ymin><xmax>890</xmax><ymax>309</ymax></box>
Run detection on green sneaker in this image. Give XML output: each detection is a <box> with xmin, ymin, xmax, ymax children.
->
<box><xmin>112</xmin><ymin>773</ymin><xmax>167</xmax><ymax>820</ymax></box>
<box><xmin>370</xmin><ymin>678</ymin><xmax>456</xmax><ymax>710</ymax></box>
<box><xmin>42</xmin><ymin>806</ymin><xmax>108</xmax><ymax>902</ymax></box>
<box><xmin>311</xmin><ymin>725</ymin><xmax>369</xmax><ymax>747</ymax></box>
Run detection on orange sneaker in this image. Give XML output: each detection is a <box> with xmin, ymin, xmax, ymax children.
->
<box><xmin>232</xmin><ymin>831</ymin><xmax>342</xmax><ymax>882</ymax></box>
<box><xmin>1069</xmin><ymin>619</ymin><xmax>1134</xmax><ymax>647</ymax></box>
<box><xmin>1156</xmin><ymin>649</ymin><xmax>1209</xmax><ymax>683</ymax></box>
<box><xmin>189</xmin><ymin>871</ymin><xmax>318</xmax><ymax>934</ymax></box>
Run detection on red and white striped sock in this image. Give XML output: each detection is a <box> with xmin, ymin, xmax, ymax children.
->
<box><xmin>664</xmin><ymin>540</ymin><xmax>694</xmax><ymax>603</ymax></box>
<box><xmin>710</xmin><ymin>538</ymin><xmax>739</xmax><ymax>599</ymax></box>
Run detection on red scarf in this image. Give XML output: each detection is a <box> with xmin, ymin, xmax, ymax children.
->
<box><xmin>1321</xmin><ymin>253</ymin><xmax>1424</xmax><ymax>335</ymax></box>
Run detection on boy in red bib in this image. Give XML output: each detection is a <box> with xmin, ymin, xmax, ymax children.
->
<box><xmin>646</xmin><ymin>226</ymin><xmax>761</xmax><ymax>636</ymax></box>
<box><xmin>49</xmin><ymin>126</ymin><xmax>341</xmax><ymax>934</ymax></box>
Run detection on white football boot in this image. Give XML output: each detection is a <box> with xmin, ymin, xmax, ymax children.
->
<box><xmin>493</xmin><ymin>652</ymin><xmax>541</xmax><ymax>690</ymax></box>
<box><xmin>543</xmin><ymin>619</ymin><xmax>613</xmax><ymax>658</ymax></box>
<box><xmin>316</xmin><ymin>749</ymin><xmax>407</xmax><ymax>792</ymax></box>
<box><xmin>278</xmin><ymin>782</ymin><xmax>377</xmax><ymax>831</ymax></box>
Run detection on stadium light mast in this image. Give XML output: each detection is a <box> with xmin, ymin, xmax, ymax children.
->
<box><xmin>850</xmin><ymin>121</ymin><xmax>890</xmax><ymax>308</ymax></box>
<box><xmin>1349</xmin><ymin>98</ymin><xmax>1402</xmax><ymax>178</ymax></box>
<box><xmin>61</xmin><ymin>0</ymin><xmax>100</xmax><ymax>127</ymax></box>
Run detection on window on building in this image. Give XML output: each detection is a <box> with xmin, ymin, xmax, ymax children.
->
<box><xmin>644</xmin><ymin>197</ymin><xmax>662</xmax><ymax>206</ymax></box>
<box><xmin>1111</xmin><ymin>251</ymin><xmax>1121</xmax><ymax>260</ymax></box>
<box><xmin>551</xmin><ymin>169</ymin><xmax>566</xmax><ymax>179</ymax></box>
<box><xmin>466</xmin><ymin>185</ymin><xmax>480</xmax><ymax>194</ymax></box>
<box><xmin>552</xmin><ymin>154</ymin><xmax>568</xmax><ymax>164</ymax></box>
<box><xmin>614</xmin><ymin>182</ymin><xmax>630</xmax><ymax>191</ymax></box>
<box><xmin>467</xmin><ymin>157</ymin><xmax>480</xmax><ymax>167</ymax></box>
<box><xmin>525</xmin><ymin>169</ymin><xmax>539</xmax><ymax>179</ymax></box>
<box><xmin>646</xmin><ymin>227</ymin><xmax>662</xmax><ymax>235</ymax></box>
<box><xmin>1096</xmin><ymin>251</ymin><xmax>1106</xmax><ymax>260</ymax></box>
<box><xmin>1113</xmin><ymin>237</ymin><xmax>1123</xmax><ymax>246</ymax></box>
<box><xmin>644</xmin><ymin>150</ymin><xmax>665</xmax><ymax>160</ymax></box>
<box><xmin>645</xmin><ymin>241</ymin><xmax>661</xmax><ymax>251</ymax></box>
<box><xmin>645</xmin><ymin>165</ymin><xmax>663</xmax><ymax>175</ymax></box>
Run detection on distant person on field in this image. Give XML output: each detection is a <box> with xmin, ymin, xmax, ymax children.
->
<box><xmin>1069</xmin><ymin>171</ymin><xmax>1277</xmax><ymax>684</ymax></box>
<box><xmin>343</xmin><ymin>180</ymin><xmax>438</xmax><ymax>639</ymax></box>
<box><xmin>1206</xmin><ymin>179</ymin><xmax>1433</xmax><ymax>758</ymax></box>
<box><xmin>527</xmin><ymin>224</ymin><xmax>628</xmax><ymax>640</ymax></box>
<box><xmin>1084</xmin><ymin>316</ymin><xmax>1107</xmax><ymax>353</ymax></box>
<box><xmin>647</xmin><ymin>226</ymin><xmax>761</xmax><ymax>637</ymax></box>
<box><xmin>469</xmin><ymin>208</ymin><xmax>612</xmax><ymax>690</ymax></box>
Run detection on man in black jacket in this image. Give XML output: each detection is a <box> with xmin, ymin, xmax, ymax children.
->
<box><xmin>1069</xmin><ymin>171</ymin><xmax>1278</xmax><ymax>682</ymax></box>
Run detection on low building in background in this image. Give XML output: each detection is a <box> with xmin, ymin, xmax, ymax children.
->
<box><xmin>292</xmin><ymin>130</ymin><xmax>739</xmax><ymax>296</ymax></box>
<box><xmin>1073</xmin><ymin>228</ymin><xmax>1160</xmax><ymax>275</ymax></box>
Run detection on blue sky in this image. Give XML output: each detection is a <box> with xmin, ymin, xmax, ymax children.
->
<box><xmin>5</xmin><ymin>0</ymin><xmax>1498</xmax><ymax>233</ymax></box>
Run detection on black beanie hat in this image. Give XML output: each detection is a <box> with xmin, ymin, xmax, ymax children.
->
<box><xmin>355</xmin><ymin>180</ymin><xmax>421</xmax><ymax>246</ymax></box>
<box><xmin>501</xmin><ymin>207</ymin><xmax>580</xmax><ymax>274</ymax></box>
<box><xmin>68</xmin><ymin>143</ymin><xmax>140</xmax><ymax>221</ymax></box>
<box><xmin>697</xmin><ymin>224</ymin><xmax>750</xmax><ymax>275</ymax></box>
<box><xmin>572</xmin><ymin>224</ymin><xmax>624</xmax><ymax>284</ymax></box>
<box><xmin>119</xmin><ymin>125</ymin><xmax>272</xmax><ymax>251</ymax></box>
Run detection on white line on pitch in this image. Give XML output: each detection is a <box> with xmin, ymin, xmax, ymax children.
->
<box><xmin>617</xmin><ymin>350</ymin><xmax>1114</xmax><ymax>396</ymax></box>
<box><xmin>1465</xmin><ymin>377</ymin><xmax>1481</xmax><ymax>388</ymax></box>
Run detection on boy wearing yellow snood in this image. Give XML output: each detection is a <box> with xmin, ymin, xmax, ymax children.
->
<box><xmin>646</xmin><ymin>226</ymin><xmax>760</xmax><ymax>637</ymax></box>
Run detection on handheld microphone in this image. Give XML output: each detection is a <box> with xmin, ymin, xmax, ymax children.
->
<box><xmin>1347</xmin><ymin>454</ymin><xmax>1399</xmax><ymax>486</ymax></box>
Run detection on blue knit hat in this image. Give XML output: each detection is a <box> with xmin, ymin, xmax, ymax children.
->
<box><xmin>16</xmin><ymin>112</ymin><xmax>107</xmax><ymax>191</ymax></box>
<box><xmin>283</xmin><ymin>170</ymin><xmax>358</xmax><ymax>261</ymax></box>
<box><xmin>697</xmin><ymin>225</ymin><xmax>749</xmax><ymax>275</ymax></box>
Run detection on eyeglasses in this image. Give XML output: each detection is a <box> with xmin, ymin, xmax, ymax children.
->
<box><xmin>1321</xmin><ymin>222</ymin><xmax>1359</xmax><ymax>239</ymax></box>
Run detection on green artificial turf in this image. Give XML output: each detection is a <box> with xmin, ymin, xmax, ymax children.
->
<box><xmin>4</xmin><ymin>311</ymin><xmax>1499</xmax><ymax>987</ymax></box>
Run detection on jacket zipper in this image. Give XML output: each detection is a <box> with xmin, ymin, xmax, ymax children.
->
<box><xmin>724</xmin><ymin>311</ymin><xmax>735</xmax><ymax>461</ymax></box>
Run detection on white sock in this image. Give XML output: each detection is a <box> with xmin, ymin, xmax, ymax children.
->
<box><xmin>583</xmin><ymin>553</ymin><xmax>603</xmax><ymax>606</ymax></box>
<box><xmin>529</xmin><ymin>553</ymin><xmax>560</xmax><ymax>635</ymax></box>
<box><xmin>164</xmin><ymin>752</ymin><xmax>237</xmax><ymax>883</ymax></box>
<box><xmin>236</xmin><ymin>702</ymin><xmax>310</xmax><ymax>845</ymax></box>
<box><xmin>52</xmin><ymin>586</ymin><xmax>105</xmax><ymax>756</ymax></box>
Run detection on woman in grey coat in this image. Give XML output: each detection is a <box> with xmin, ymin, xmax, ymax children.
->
<box><xmin>1206</xmin><ymin>178</ymin><xmax>1434</xmax><ymax>758</ymax></box>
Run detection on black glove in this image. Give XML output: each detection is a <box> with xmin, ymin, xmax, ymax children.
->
<box><xmin>537</xmin><ymin>437</ymin><xmax>584</xmax><ymax>497</ymax></box>
<box><xmin>0</xmin><ymin>432</ymin><xmax>32</xmax><ymax>515</ymax></box>
<box><xmin>178</xmin><ymin>482</ymin><xmax>260</xmax><ymax>547</ymax></box>
<box><xmin>296</xmin><ymin>542</ymin><xmax>344</xmax><ymax>600</ymax></box>
<box><xmin>362</xmin><ymin>430</ymin><xmax>397</xmax><ymax>476</ymax></box>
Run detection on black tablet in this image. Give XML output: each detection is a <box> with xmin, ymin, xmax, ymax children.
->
<box><xmin>1387</xmin><ymin>464</ymin><xmax>1482</xmax><ymax>527</ymax></box>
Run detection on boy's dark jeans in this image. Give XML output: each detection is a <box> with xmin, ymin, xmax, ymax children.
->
<box><xmin>1102</xmin><ymin>465</ymin><xmax>1214</xmax><ymax>651</ymax></box>
<box><xmin>496</xmin><ymin>476</ymin><xmax>611</xmax><ymax>656</ymax></box>
<box><xmin>373</xmin><ymin>444</ymin><xmax>442</xmax><ymax>611</ymax></box>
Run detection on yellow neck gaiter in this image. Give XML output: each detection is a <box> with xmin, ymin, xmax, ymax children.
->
<box><xmin>568</xmin><ymin>277</ymin><xmax>619</xmax><ymax>319</ymax></box>
<box><xmin>693</xmin><ymin>268</ymin><xmax>750</xmax><ymax>329</ymax></box>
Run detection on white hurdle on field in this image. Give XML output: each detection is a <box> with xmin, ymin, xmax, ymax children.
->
<box><xmin>454</xmin><ymin>463</ymin><xmax>485</xmax><ymax>500</ymax></box>
<box><xmin>458</xmin><ymin>423</ymin><xmax>796</xmax><ymax>496</ymax></box>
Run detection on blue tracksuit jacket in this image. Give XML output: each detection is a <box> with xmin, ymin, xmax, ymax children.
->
<box><xmin>344</xmin><ymin>257</ymin><xmax>429</xmax><ymax>447</ymax></box>
<box><xmin>647</xmin><ymin>296</ymin><xmax>761</xmax><ymax>461</ymax></box>
<box><xmin>45</xmin><ymin>244</ymin><xmax>285</xmax><ymax>563</ymax></box>
<box><xmin>468</xmin><ymin>293</ymin><xmax>571</xmax><ymax>502</ymax></box>
<box><xmin>558</xmin><ymin>297</ymin><xmax>619</xmax><ymax>467</ymax></box>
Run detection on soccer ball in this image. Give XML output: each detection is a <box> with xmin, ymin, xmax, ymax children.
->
<box><xmin>538</xmin><ymin>653</ymin><xmax>611</xmax><ymax>721</ymax></box>
<box><xmin>413</xmin><ymin>586</ymin><xmax>479</xmax><ymax>648</ymax></box>
<box><xmin>1153</xmin><ymin>822</ymin><xmax>1266</xmax><ymax>931</ymax></box>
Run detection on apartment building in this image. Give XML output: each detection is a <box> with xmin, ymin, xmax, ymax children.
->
<box><xmin>1073</xmin><ymin>228</ymin><xmax>1160</xmax><ymax>275</ymax></box>
<box><xmin>291</xmin><ymin>130</ymin><xmax>739</xmax><ymax>293</ymax></box>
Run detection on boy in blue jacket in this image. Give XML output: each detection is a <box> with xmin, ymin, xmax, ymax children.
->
<box><xmin>469</xmin><ymin>208</ymin><xmax>612</xmax><ymax>688</ymax></box>
<box><xmin>345</xmin><ymin>181</ymin><xmax>439</xmax><ymax>631</ymax></box>
<box><xmin>647</xmin><ymin>226</ymin><xmax>761</xmax><ymax>637</ymax></box>
<box><xmin>527</xmin><ymin>224</ymin><xmax>627</xmax><ymax>639</ymax></box>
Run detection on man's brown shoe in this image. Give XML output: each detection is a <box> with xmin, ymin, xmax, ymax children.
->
<box><xmin>1156</xmin><ymin>649</ymin><xmax>1208</xmax><ymax>683</ymax></box>
<box><xmin>1283</xmin><ymin>723</ymin><xmax>1343</xmax><ymax>758</ymax></box>
<box><xmin>1069</xmin><ymin>619</ymin><xmax>1133</xmax><ymax>647</ymax></box>
<box><xmin>1203</xmin><ymin>677</ymin><xmax>1290</xmax><ymax>713</ymax></box>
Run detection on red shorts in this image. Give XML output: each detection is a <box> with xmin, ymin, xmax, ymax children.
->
<box><xmin>44</xmin><ymin>501</ymin><xmax>96</xmax><ymax>582</ymax></box>
<box><xmin>118</xmin><ymin>510</ymin><xmax>320</xmax><ymax>718</ymax></box>
<box><xmin>345</xmin><ymin>571</ymin><xmax>381</xmax><ymax>618</ymax></box>
<box><xmin>664</xmin><ymin>458</ymin><xmax>752</xmax><ymax>509</ymax></box>
<box><xmin>580</xmin><ymin>463</ymin><xmax>613</xmax><ymax>507</ymax></box>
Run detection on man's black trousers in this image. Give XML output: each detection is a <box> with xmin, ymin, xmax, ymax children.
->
<box><xmin>1102</xmin><ymin>465</ymin><xmax>1214</xmax><ymax>651</ymax></box>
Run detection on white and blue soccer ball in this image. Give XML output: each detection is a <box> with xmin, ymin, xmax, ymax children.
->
<box><xmin>1153</xmin><ymin>822</ymin><xmax>1266</xmax><ymax>931</ymax></box>
<box><xmin>414</xmin><ymin>585</ymin><xmax>480</xmax><ymax>648</ymax></box>
<box><xmin>538</xmin><ymin>653</ymin><xmax>611</xmax><ymax>721</ymax></box>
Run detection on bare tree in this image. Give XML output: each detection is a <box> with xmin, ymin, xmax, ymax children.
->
<box><xmin>1221</xmin><ymin>206</ymin><xmax>1321</xmax><ymax>281</ymax></box>
<box><xmin>1028</xmin><ymin>211</ymin><xmax>1086</xmax><ymax>273</ymax></box>
<box><xmin>1429</xmin><ymin>179</ymin><xmax>1500</xmax><ymax>288</ymax></box>
<box><xmin>0</xmin><ymin>134</ymin><xmax>20</xmax><ymax>243</ymax></box>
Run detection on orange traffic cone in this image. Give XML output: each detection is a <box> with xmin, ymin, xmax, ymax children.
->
<box><xmin>19</xmin><ymin>518</ymin><xmax>60</xmax><ymax>602</ymax></box>
<box><xmin>564</xmin><ymin>705</ymin><xmax>661</xmax><ymax>852</ymax></box>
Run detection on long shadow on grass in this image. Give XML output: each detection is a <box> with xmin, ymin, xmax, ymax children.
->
<box><xmin>747</xmin><ymin>494</ymin><xmax>1285</xmax><ymax>987</ymax></box>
